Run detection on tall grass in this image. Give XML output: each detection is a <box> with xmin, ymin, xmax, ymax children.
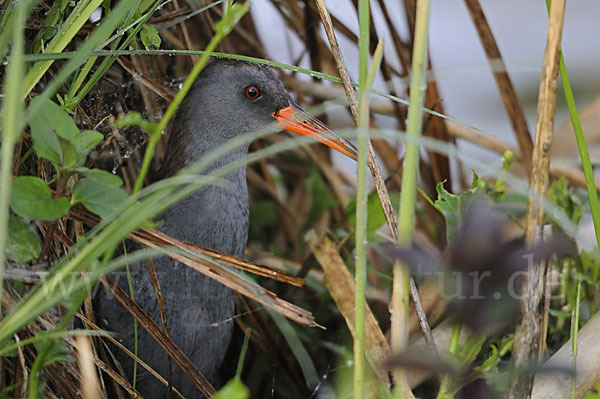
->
<box><xmin>0</xmin><ymin>0</ymin><xmax>598</xmax><ymax>398</ymax></box>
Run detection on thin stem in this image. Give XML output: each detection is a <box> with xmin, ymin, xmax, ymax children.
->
<box><xmin>570</xmin><ymin>276</ymin><xmax>581</xmax><ymax>399</ymax></box>
<box><xmin>354</xmin><ymin>0</ymin><xmax>370</xmax><ymax>397</ymax></box>
<box><xmin>544</xmin><ymin>0</ymin><xmax>600</xmax><ymax>247</ymax></box>
<box><xmin>235</xmin><ymin>327</ymin><xmax>252</xmax><ymax>380</ymax></box>
<box><xmin>393</xmin><ymin>0</ymin><xmax>431</xmax><ymax>397</ymax></box>
<box><xmin>436</xmin><ymin>322</ymin><xmax>462</xmax><ymax>399</ymax></box>
<box><xmin>23</xmin><ymin>0</ymin><xmax>105</xmax><ymax>97</ymax></box>
<box><xmin>0</xmin><ymin>0</ymin><xmax>24</xmax><ymax>313</ymax></box>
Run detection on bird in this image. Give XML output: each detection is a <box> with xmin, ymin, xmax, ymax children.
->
<box><xmin>94</xmin><ymin>58</ymin><xmax>357</xmax><ymax>398</ymax></box>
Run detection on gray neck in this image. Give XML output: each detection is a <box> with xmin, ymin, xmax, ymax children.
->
<box><xmin>160</xmin><ymin>142</ymin><xmax>250</xmax><ymax>257</ymax></box>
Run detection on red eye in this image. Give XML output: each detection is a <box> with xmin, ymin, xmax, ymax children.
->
<box><xmin>245</xmin><ymin>86</ymin><xmax>260</xmax><ymax>100</ymax></box>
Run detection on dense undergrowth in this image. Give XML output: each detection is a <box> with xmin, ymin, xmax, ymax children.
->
<box><xmin>0</xmin><ymin>0</ymin><xmax>599</xmax><ymax>398</ymax></box>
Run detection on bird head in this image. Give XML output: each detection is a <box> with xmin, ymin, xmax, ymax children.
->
<box><xmin>187</xmin><ymin>58</ymin><xmax>357</xmax><ymax>160</ymax></box>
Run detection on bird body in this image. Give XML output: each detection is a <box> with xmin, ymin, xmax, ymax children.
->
<box><xmin>95</xmin><ymin>59</ymin><xmax>356</xmax><ymax>398</ymax></box>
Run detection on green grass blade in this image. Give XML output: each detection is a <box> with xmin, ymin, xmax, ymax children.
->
<box><xmin>0</xmin><ymin>0</ymin><xmax>25</xmax><ymax>312</ymax></box>
<box><xmin>23</xmin><ymin>0</ymin><xmax>106</xmax><ymax>96</ymax></box>
<box><xmin>393</xmin><ymin>1</ymin><xmax>432</xmax><ymax>397</ymax></box>
<box><xmin>132</xmin><ymin>2</ymin><xmax>251</xmax><ymax>194</ymax></box>
<box><xmin>354</xmin><ymin>0</ymin><xmax>370</xmax><ymax>397</ymax></box>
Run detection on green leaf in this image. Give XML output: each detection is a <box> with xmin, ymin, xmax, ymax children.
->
<box><xmin>346</xmin><ymin>191</ymin><xmax>400</xmax><ymax>238</ymax></box>
<box><xmin>74</xmin><ymin>167</ymin><xmax>123</xmax><ymax>186</ymax></box>
<box><xmin>548</xmin><ymin>308</ymin><xmax>572</xmax><ymax>318</ymax></box>
<box><xmin>7</xmin><ymin>214</ymin><xmax>41</xmax><ymax>262</ymax></box>
<box><xmin>72</xmin><ymin>178</ymin><xmax>129</xmax><ymax>219</ymax></box>
<box><xmin>433</xmin><ymin>171</ymin><xmax>479</xmax><ymax>242</ymax></box>
<box><xmin>28</xmin><ymin>96</ymin><xmax>79</xmax><ymax>168</ymax></box>
<box><xmin>581</xmin><ymin>250</ymin><xmax>600</xmax><ymax>284</ymax></box>
<box><xmin>113</xmin><ymin>111</ymin><xmax>157</xmax><ymax>133</ymax></box>
<box><xmin>57</xmin><ymin>135</ymin><xmax>79</xmax><ymax>170</ymax></box>
<box><xmin>455</xmin><ymin>332</ymin><xmax>486</xmax><ymax>365</ymax></box>
<box><xmin>28</xmin><ymin>98</ymin><xmax>102</xmax><ymax>171</ymax></box>
<box><xmin>72</xmin><ymin>130</ymin><xmax>103</xmax><ymax>159</ymax></box>
<box><xmin>548</xmin><ymin>176</ymin><xmax>582</xmax><ymax>226</ymax></box>
<box><xmin>305</xmin><ymin>165</ymin><xmax>337</xmax><ymax>224</ymax></box>
<box><xmin>0</xmin><ymin>338</ymin><xmax>18</xmax><ymax>358</ymax></box>
<box><xmin>140</xmin><ymin>24</ymin><xmax>161</xmax><ymax>50</ymax></box>
<box><xmin>214</xmin><ymin>379</ymin><xmax>250</xmax><ymax>399</ymax></box>
<box><xmin>10</xmin><ymin>177</ymin><xmax>70</xmax><ymax>221</ymax></box>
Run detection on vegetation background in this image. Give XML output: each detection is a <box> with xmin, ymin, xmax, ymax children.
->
<box><xmin>0</xmin><ymin>0</ymin><xmax>599</xmax><ymax>398</ymax></box>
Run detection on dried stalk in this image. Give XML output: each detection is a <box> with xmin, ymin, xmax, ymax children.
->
<box><xmin>100</xmin><ymin>277</ymin><xmax>216</xmax><ymax>398</ymax></box>
<box><xmin>509</xmin><ymin>0</ymin><xmax>567</xmax><ymax>397</ymax></box>
<box><xmin>313</xmin><ymin>0</ymin><xmax>436</xmax><ymax>359</ymax></box>
<box><xmin>464</xmin><ymin>0</ymin><xmax>533</xmax><ymax>169</ymax></box>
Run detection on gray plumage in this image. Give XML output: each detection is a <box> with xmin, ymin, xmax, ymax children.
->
<box><xmin>94</xmin><ymin>59</ymin><xmax>291</xmax><ymax>398</ymax></box>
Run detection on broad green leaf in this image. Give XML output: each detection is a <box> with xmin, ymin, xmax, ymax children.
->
<box><xmin>10</xmin><ymin>177</ymin><xmax>70</xmax><ymax>221</ymax></box>
<box><xmin>7</xmin><ymin>214</ymin><xmax>41</xmax><ymax>262</ymax></box>
<box><xmin>433</xmin><ymin>171</ymin><xmax>479</xmax><ymax>242</ymax></box>
<box><xmin>72</xmin><ymin>178</ymin><xmax>129</xmax><ymax>219</ymax></box>
<box><xmin>57</xmin><ymin>135</ymin><xmax>79</xmax><ymax>170</ymax></box>
<box><xmin>455</xmin><ymin>332</ymin><xmax>486</xmax><ymax>365</ymax></box>
<box><xmin>214</xmin><ymin>379</ymin><xmax>250</xmax><ymax>399</ymax></box>
<box><xmin>29</xmin><ymin>96</ymin><xmax>79</xmax><ymax>168</ymax></box>
<box><xmin>28</xmin><ymin>98</ymin><xmax>102</xmax><ymax>171</ymax></box>
<box><xmin>140</xmin><ymin>24</ymin><xmax>161</xmax><ymax>49</ymax></box>
<box><xmin>29</xmin><ymin>96</ymin><xmax>78</xmax><ymax>140</ymax></box>
<box><xmin>72</xmin><ymin>130</ymin><xmax>103</xmax><ymax>159</ymax></box>
<box><xmin>442</xmin><ymin>332</ymin><xmax>487</xmax><ymax>396</ymax></box>
<box><xmin>346</xmin><ymin>191</ymin><xmax>400</xmax><ymax>238</ymax></box>
<box><xmin>74</xmin><ymin>167</ymin><xmax>123</xmax><ymax>186</ymax></box>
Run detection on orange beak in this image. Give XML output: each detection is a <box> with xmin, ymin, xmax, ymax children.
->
<box><xmin>272</xmin><ymin>103</ymin><xmax>357</xmax><ymax>160</ymax></box>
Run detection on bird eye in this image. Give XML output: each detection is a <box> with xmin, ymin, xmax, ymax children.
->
<box><xmin>245</xmin><ymin>85</ymin><xmax>260</xmax><ymax>100</ymax></box>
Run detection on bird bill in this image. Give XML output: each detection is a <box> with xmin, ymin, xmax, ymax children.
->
<box><xmin>272</xmin><ymin>103</ymin><xmax>358</xmax><ymax>160</ymax></box>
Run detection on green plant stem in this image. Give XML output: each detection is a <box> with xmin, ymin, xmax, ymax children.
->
<box><xmin>23</xmin><ymin>0</ymin><xmax>135</xmax><ymax>131</ymax></box>
<box><xmin>570</xmin><ymin>276</ymin><xmax>582</xmax><ymax>399</ymax></box>
<box><xmin>66</xmin><ymin>0</ymin><xmax>150</xmax><ymax>109</ymax></box>
<box><xmin>235</xmin><ymin>327</ymin><xmax>252</xmax><ymax>380</ymax></box>
<box><xmin>132</xmin><ymin>2</ymin><xmax>250</xmax><ymax>194</ymax></box>
<box><xmin>398</xmin><ymin>0</ymin><xmax>431</xmax><ymax>246</ymax></box>
<box><xmin>544</xmin><ymin>0</ymin><xmax>600</xmax><ymax>247</ymax></box>
<box><xmin>28</xmin><ymin>286</ymin><xmax>90</xmax><ymax>398</ymax></box>
<box><xmin>23</xmin><ymin>0</ymin><xmax>105</xmax><ymax>97</ymax></box>
<box><xmin>355</xmin><ymin>41</ymin><xmax>384</xmax><ymax>399</ymax></box>
<box><xmin>392</xmin><ymin>0</ymin><xmax>431</xmax><ymax>397</ymax></box>
<box><xmin>436</xmin><ymin>322</ymin><xmax>462</xmax><ymax>399</ymax></box>
<box><xmin>354</xmin><ymin>1</ymin><xmax>370</xmax><ymax>397</ymax></box>
<box><xmin>0</xmin><ymin>0</ymin><xmax>24</xmax><ymax>312</ymax></box>
<box><xmin>124</xmin><ymin>246</ymin><xmax>139</xmax><ymax>388</ymax></box>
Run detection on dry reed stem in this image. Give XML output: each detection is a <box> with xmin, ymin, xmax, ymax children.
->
<box><xmin>464</xmin><ymin>0</ymin><xmax>533</xmax><ymax>170</ymax></box>
<box><xmin>445</xmin><ymin>120</ymin><xmax>600</xmax><ymax>190</ymax></box>
<box><xmin>131</xmin><ymin>233</ymin><xmax>317</xmax><ymax>327</ymax></box>
<box><xmin>76</xmin><ymin>312</ymin><xmax>185</xmax><ymax>398</ymax></box>
<box><xmin>101</xmin><ymin>277</ymin><xmax>216</xmax><ymax>398</ymax></box>
<box><xmin>68</xmin><ymin>206</ymin><xmax>306</xmax><ymax>287</ymax></box>
<box><xmin>75</xmin><ymin>336</ymin><xmax>102</xmax><ymax>399</ymax></box>
<box><xmin>146</xmin><ymin>256</ymin><xmax>173</xmax><ymax>392</ymax></box>
<box><xmin>308</xmin><ymin>235</ymin><xmax>416</xmax><ymax>398</ymax></box>
<box><xmin>297</xmin><ymin>80</ymin><xmax>595</xmax><ymax>190</ymax></box>
<box><xmin>313</xmin><ymin>0</ymin><xmax>435</xmax><ymax>362</ymax></box>
<box><xmin>117</xmin><ymin>57</ymin><xmax>175</xmax><ymax>102</ymax></box>
<box><xmin>509</xmin><ymin>0</ymin><xmax>566</xmax><ymax>397</ymax></box>
<box><xmin>91</xmin><ymin>356</ymin><xmax>142</xmax><ymax>398</ymax></box>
